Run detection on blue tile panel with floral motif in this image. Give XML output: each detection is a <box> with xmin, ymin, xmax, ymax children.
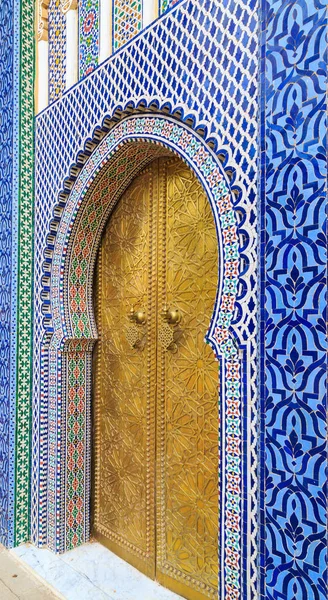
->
<box><xmin>260</xmin><ymin>1</ymin><xmax>328</xmax><ymax>598</ymax></box>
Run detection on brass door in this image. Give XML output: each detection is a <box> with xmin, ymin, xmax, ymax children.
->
<box><xmin>93</xmin><ymin>157</ymin><xmax>218</xmax><ymax>600</ymax></box>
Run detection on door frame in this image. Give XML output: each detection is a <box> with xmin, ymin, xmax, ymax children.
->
<box><xmin>33</xmin><ymin>114</ymin><xmax>256</xmax><ymax>600</ymax></box>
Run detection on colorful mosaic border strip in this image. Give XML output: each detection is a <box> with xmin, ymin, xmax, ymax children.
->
<box><xmin>65</xmin><ymin>344</ymin><xmax>87</xmax><ymax>549</ymax></box>
<box><xmin>38</xmin><ymin>115</ymin><xmax>249</xmax><ymax>599</ymax></box>
<box><xmin>79</xmin><ymin>0</ymin><xmax>99</xmax><ymax>78</ymax></box>
<box><xmin>160</xmin><ymin>0</ymin><xmax>180</xmax><ymax>15</ymax></box>
<box><xmin>14</xmin><ymin>0</ymin><xmax>35</xmax><ymax>546</ymax></box>
<box><xmin>49</xmin><ymin>0</ymin><xmax>66</xmax><ymax>102</ymax></box>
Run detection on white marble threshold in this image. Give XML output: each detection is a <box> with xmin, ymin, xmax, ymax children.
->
<box><xmin>11</xmin><ymin>541</ymin><xmax>183</xmax><ymax>600</ymax></box>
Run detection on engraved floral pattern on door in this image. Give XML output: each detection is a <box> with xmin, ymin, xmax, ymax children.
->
<box><xmin>156</xmin><ymin>159</ymin><xmax>218</xmax><ymax>599</ymax></box>
<box><xmin>94</xmin><ymin>167</ymin><xmax>157</xmax><ymax>578</ymax></box>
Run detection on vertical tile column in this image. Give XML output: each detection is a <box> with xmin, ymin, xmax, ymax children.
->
<box><xmin>98</xmin><ymin>0</ymin><xmax>111</xmax><ymax>63</ymax></box>
<box><xmin>14</xmin><ymin>0</ymin><xmax>35</xmax><ymax>545</ymax></box>
<box><xmin>260</xmin><ymin>2</ymin><xmax>327</xmax><ymax>598</ymax></box>
<box><xmin>36</xmin><ymin>0</ymin><xmax>49</xmax><ymax>112</ymax></box>
<box><xmin>113</xmin><ymin>0</ymin><xmax>142</xmax><ymax>51</ymax></box>
<box><xmin>0</xmin><ymin>0</ymin><xmax>16</xmax><ymax>547</ymax></box>
<box><xmin>48</xmin><ymin>0</ymin><xmax>66</xmax><ymax>102</ymax></box>
<box><xmin>79</xmin><ymin>0</ymin><xmax>99</xmax><ymax>77</ymax></box>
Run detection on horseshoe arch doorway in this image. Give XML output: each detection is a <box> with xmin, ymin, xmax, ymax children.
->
<box><xmin>92</xmin><ymin>155</ymin><xmax>219</xmax><ymax>600</ymax></box>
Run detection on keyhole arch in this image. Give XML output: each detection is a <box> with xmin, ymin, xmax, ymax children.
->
<box><xmin>36</xmin><ymin>115</ymin><xmax>247</xmax><ymax>600</ymax></box>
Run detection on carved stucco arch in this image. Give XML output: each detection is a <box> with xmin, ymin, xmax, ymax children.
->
<box><xmin>37</xmin><ymin>114</ymin><xmax>250</xmax><ymax>600</ymax></box>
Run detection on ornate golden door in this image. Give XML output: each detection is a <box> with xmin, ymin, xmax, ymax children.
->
<box><xmin>93</xmin><ymin>157</ymin><xmax>218</xmax><ymax>600</ymax></box>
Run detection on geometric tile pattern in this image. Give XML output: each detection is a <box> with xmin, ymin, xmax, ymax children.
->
<box><xmin>65</xmin><ymin>343</ymin><xmax>88</xmax><ymax>551</ymax></box>
<box><xmin>79</xmin><ymin>0</ymin><xmax>99</xmax><ymax>77</ymax></box>
<box><xmin>33</xmin><ymin>3</ymin><xmax>259</xmax><ymax>599</ymax></box>
<box><xmin>113</xmin><ymin>0</ymin><xmax>142</xmax><ymax>51</ymax></box>
<box><xmin>49</xmin><ymin>0</ymin><xmax>66</xmax><ymax>103</ymax></box>
<box><xmin>14</xmin><ymin>0</ymin><xmax>35</xmax><ymax>546</ymax></box>
<box><xmin>260</xmin><ymin>2</ymin><xmax>328</xmax><ymax>599</ymax></box>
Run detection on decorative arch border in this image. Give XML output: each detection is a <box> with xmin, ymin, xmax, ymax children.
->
<box><xmin>36</xmin><ymin>114</ymin><xmax>250</xmax><ymax>600</ymax></box>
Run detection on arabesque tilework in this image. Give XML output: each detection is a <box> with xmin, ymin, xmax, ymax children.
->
<box><xmin>79</xmin><ymin>0</ymin><xmax>99</xmax><ymax>77</ymax></box>
<box><xmin>260</xmin><ymin>2</ymin><xmax>328</xmax><ymax>599</ymax></box>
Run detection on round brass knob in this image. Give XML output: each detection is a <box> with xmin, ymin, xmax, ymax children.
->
<box><xmin>161</xmin><ymin>306</ymin><xmax>181</xmax><ymax>325</ymax></box>
<box><xmin>129</xmin><ymin>307</ymin><xmax>147</xmax><ymax>325</ymax></box>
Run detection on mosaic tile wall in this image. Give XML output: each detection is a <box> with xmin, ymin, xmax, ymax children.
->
<box><xmin>33</xmin><ymin>2</ymin><xmax>258</xmax><ymax>598</ymax></box>
<box><xmin>2</xmin><ymin>0</ymin><xmax>326</xmax><ymax>597</ymax></box>
<box><xmin>260</xmin><ymin>1</ymin><xmax>328</xmax><ymax>599</ymax></box>
<box><xmin>49</xmin><ymin>0</ymin><xmax>66</xmax><ymax>102</ymax></box>
<box><xmin>79</xmin><ymin>0</ymin><xmax>99</xmax><ymax>77</ymax></box>
<box><xmin>0</xmin><ymin>0</ymin><xmax>327</xmax><ymax>600</ymax></box>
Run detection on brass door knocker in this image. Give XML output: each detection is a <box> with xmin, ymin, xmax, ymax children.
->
<box><xmin>159</xmin><ymin>305</ymin><xmax>181</xmax><ymax>352</ymax></box>
<box><xmin>126</xmin><ymin>306</ymin><xmax>147</xmax><ymax>349</ymax></box>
